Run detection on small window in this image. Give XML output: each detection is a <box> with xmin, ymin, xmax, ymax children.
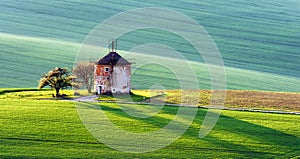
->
<box><xmin>104</xmin><ymin>67</ymin><xmax>109</xmax><ymax>72</ymax></box>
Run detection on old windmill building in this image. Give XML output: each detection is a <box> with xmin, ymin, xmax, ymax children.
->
<box><xmin>94</xmin><ymin>41</ymin><xmax>131</xmax><ymax>94</ymax></box>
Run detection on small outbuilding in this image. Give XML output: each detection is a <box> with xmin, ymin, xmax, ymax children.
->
<box><xmin>94</xmin><ymin>41</ymin><xmax>131</xmax><ymax>94</ymax></box>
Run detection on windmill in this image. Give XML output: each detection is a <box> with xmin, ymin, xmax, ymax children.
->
<box><xmin>94</xmin><ymin>39</ymin><xmax>132</xmax><ymax>94</ymax></box>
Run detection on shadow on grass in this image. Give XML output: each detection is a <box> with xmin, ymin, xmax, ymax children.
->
<box><xmin>78</xmin><ymin>102</ymin><xmax>182</xmax><ymax>131</ymax></box>
<box><xmin>184</xmin><ymin>111</ymin><xmax>300</xmax><ymax>158</ymax></box>
<box><xmin>77</xmin><ymin>102</ymin><xmax>300</xmax><ymax>158</ymax></box>
<box><xmin>97</xmin><ymin>92</ymin><xmax>167</xmax><ymax>103</ymax></box>
<box><xmin>0</xmin><ymin>88</ymin><xmax>50</xmax><ymax>95</ymax></box>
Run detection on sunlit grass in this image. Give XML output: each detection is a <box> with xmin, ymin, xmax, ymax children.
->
<box><xmin>0</xmin><ymin>93</ymin><xmax>299</xmax><ymax>158</ymax></box>
<box><xmin>1</xmin><ymin>0</ymin><xmax>300</xmax><ymax>157</ymax></box>
<box><xmin>0</xmin><ymin>88</ymin><xmax>92</xmax><ymax>99</ymax></box>
<box><xmin>133</xmin><ymin>89</ymin><xmax>300</xmax><ymax>111</ymax></box>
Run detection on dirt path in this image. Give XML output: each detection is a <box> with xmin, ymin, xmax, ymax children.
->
<box><xmin>71</xmin><ymin>95</ymin><xmax>98</xmax><ymax>102</ymax></box>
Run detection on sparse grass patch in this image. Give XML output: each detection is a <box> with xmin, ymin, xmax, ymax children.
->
<box><xmin>133</xmin><ymin>90</ymin><xmax>300</xmax><ymax>111</ymax></box>
<box><xmin>225</xmin><ymin>90</ymin><xmax>300</xmax><ymax>111</ymax></box>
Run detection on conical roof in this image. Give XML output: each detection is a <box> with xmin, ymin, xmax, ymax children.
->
<box><xmin>96</xmin><ymin>52</ymin><xmax>131</xmax><ymax>65</ymax></box>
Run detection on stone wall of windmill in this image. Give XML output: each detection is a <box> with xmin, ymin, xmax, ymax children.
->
<box><xmin>94</xmin><ymin>41</ymin><xmax>131</xmax><ymax>94</ymax></box>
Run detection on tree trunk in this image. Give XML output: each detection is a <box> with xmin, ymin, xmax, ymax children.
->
<box><xmin>86</xmin><ymin>78</ymin><xmax>92</xmax><ymax>93</ymax></box>
<box><xmin>87</xmin><ymin>84</ymin><xmax>92</xmax><ymax>93</ymax></box>
<box><xmin>55</xmin><ymin>88</ymin><xmax>60</xmax><ymax>97</ymax></box>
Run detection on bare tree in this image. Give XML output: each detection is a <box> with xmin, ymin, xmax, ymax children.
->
<box><xmin>73</xmin><ymin>61</ymin><xmax>94</xmax><ymax>93</ymax></box>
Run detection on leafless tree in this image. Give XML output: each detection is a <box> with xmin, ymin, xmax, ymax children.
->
<box><xmin>73</xmin><ymin>61</ymin><xmax>94</xmax><ymax>93</ymax></box>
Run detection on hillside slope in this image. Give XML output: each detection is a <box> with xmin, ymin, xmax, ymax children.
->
<box><xmin>0</xmin><ymin>0</ymin><xmax>299</xmax><ymax>91</ymax></box>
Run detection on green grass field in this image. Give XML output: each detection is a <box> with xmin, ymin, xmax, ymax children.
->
<box><xmin>0</xmin><ymin>1</ymin><xmax>300</xmax><ymax>158</ymax></box>
<box><xmin>0</xmin><ymin>89</ymin><xmax>299</xmax><ymax>158</ymax></box>
<box><xmin>0</xmin><ymin>0</ymin><xmax>300</xmax><ymax>92</ymax></box>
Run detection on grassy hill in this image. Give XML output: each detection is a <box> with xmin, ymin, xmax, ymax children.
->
<box><xmin>0</xmin><ymin>89</ymin><xmax>299</xmax><ymax>158</ymax></box>
<box><xmin>0</xmin><ymin>0</ymin><xmax>300</xmax><ymax>92</ymax></box>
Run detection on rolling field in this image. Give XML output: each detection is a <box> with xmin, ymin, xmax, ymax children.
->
<box><xmin>0</xmin><ymin>89</ymin><xmax>299</xmax><ymax>158</ymax></box>
<box><xmin>0</xmin><ymin>0</ymin><xmax>300</xmax><ymax>92</ymax></box>
<box><xmin>0</xmin><ymin>1</ymin><xmax>300</xmax><ymax>158</ymax></box>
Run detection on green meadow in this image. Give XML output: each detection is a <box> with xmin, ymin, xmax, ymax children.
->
<box><xmin>0</xmin><ymin>0</ymin><xmax>300</xmax><ymax>91</ymax></box>
<box><xmin>0</xmin><ymin>89</ymin><xmax>299</xmax><ymax>158</ymax></box>
<box><xmin>1</xmin><ymin>33</ymin><xmax>299</xmax><ymax>92</ymax></box>
<box><xmin>1</xmin><ymin>0</ymin><xmax>300</xmax><ymax>158</ymax></box>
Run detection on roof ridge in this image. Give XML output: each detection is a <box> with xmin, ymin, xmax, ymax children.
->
<box><xmin>96</xmin><ymin>51</ymin><xmax>131</xmax><ymax>65</ymax></box>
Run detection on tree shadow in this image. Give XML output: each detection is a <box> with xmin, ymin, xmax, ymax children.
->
<box><xmin>77</xmin><ymin>102</ymin><xmax>196</xmax><ymax>133</ymax></box>
<box><xmin>76</xmin><ymin>102</ymin><xmax>300</xmax><ymax>158</ymax></box>
<box><xmin>184</xmin><ymin>110</ymin><xmax>300</xmax><ymax>158</ymax></box>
